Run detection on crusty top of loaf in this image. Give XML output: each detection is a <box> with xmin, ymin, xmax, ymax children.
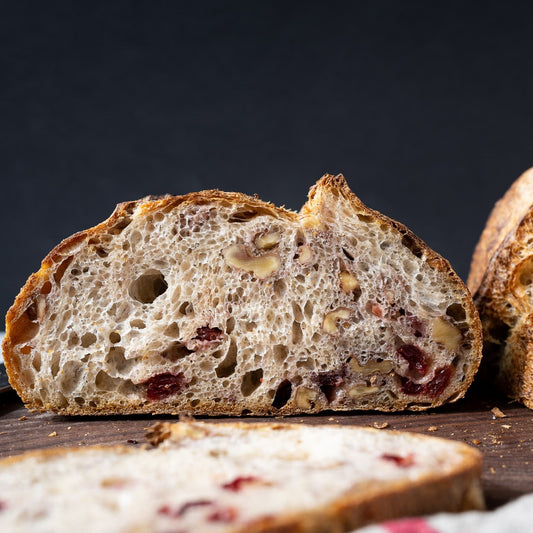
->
<box><xmin>468</xmin><ymin>167</ymin><xmax>533</xmax><ymax>295</ymax></box>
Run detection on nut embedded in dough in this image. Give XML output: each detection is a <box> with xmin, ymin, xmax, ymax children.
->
<box><xmin>223</xmin><ymin>244</ymin><xmax>281</xmax><ymax>280</ymax></box>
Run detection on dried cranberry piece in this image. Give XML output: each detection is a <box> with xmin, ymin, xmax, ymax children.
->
<box><xmin>400</xmin><ymin>366</ymin><xmax>453</xmax><ymax>398</ymax></box>
<box><xmin>207</xmin><ymin>507</ymin><xmax>238</xmax><ymax>523</ymax></box>
<box><xmin>222</xmin><ymin>476</ymin><xmax>259</xmax><ymax>492</ymax></box>
<box><xmin>144</xmin><ymin>372</ymin><xmax>188</xmax><ymax>401</ymax></box>
<box><xmin>424</xmin><ymin>366</ymin><xmax>452</xmax><ymax>398</ymax></box>
<box><xmin>400</xmin><ymin>378</ymin><xmax>424</xmax><ymax>395</ymax></box>
<box><xmin>397</xmin><ymin>345</ymin><xmax>428</xmax><ymax>376</ymax></box>
<box><xmin>193</xmin><ymin>327</ymin><xmax>223</xmax><ymax>342</ymax></box>
<box><xmin>381</xmin><ymin>453</ymin><xmax>415</xmax><ymax>468</ymax></box>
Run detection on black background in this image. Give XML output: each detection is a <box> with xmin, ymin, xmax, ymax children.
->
<box><xmin>2</xmin><ymin>1</ymin><xmax>533</xmax><ymax>320</ymax></box>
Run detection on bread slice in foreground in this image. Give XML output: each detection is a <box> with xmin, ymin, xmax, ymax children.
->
<box><xmin>3</xmin><ymin>174</ymin><xmax>482</xmax><ymax>414</ymax></box>
<box><xmin>469</xmin><ymin>167</ymin><xmax>533</xmax><ymax>408</ymax></box>
<box><xmin>0</xmin><ymin>421</ymin><xmax>484</xmax><ymax>533</ymax></box>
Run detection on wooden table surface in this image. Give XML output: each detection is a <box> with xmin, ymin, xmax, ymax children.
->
<box><xmin>1</xmin><ymin>385</ymin><xmax>532</xmax><ymax>511</ymax></box>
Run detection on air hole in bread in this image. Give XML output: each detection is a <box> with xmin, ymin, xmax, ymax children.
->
<box><xmin>296</xmin><ymin>358</ymin><xmax>315</xmax><ymax>370</ymax></box>
<box><xmin>216</xmin><ymin>341</ymin><xmax>238</xmax><ymax>378</ymax></box>
<box><xmin>241</xmin><ymin>368</ymin><xmax>263</xmax><ymax>396</ymax></box>
<box><xmin>130</xmin><ymin>319</ymin><xmax>146</xmax><ymax>329</ymax></box>
<box><xmin>106</xmin><ymin>347</ymin><xmax>136</xmax><ymax>374</ymax></box>
<box><xmin>53</xmin><ymin>256</ymin><xmax>74</xmax><ymax>285</ymax></box>
<box><xmin>163</xmin><ymin>322</ymin><xmax>180</xmax><ymax>338</ymax></box>
<box><xmin>51</xmin><ymin>352</ymin><xmax>60</xmax><ymax>378</ymax></box>
<box><xmin>342</xmin><ymin>248</ymin><xmax>355</xmax><ymax>261</ymax></box>
<box><xmin>129</xmin><ymin>270</ymin><xmax>168</xmax><ymax>304</ymax></box>
<box><xmin>273</xmin><ymin>279</ymin><xmax>287</xmax><ymax>296</ymax></box>
<box><xmin>272</xmin><ymin>379</ymin><xmax>292</xmax><ymax>409</ymax></box>
<box><xmin>228</xmin><ymin>209</ymin><xmax>260</xmax><ymax>223</ymax></box>
<box><xmin>80</xmin><ymin>332</ymin><xmax>97</xmax><ymax>348</ymax></box>
<box><xmin>109</xmin><ymin>216</ymin><xmax>132</xmax><ymax>234</ymax></box>
<box><xmin>272</xmin><ymin>344</ymin><xmax>289</xmax><ymax>364</ymax></box>
<box><xmin>177</xmin><ymin>301</ymin><xmax>194</xmax><ymax>316</ymax></box>
<box><xmin>109</xmin><ymin>331</ymin><xmax>121</xmax><ymax>344</ymax></box>
<box><xmin>59</xmin><ymin>360</ymin><xmax>83</xmax><ymax>395</ymax></box>
<box><xmin>401</xmin><ymin>234</ymin><xmax>423</xmax><ymax>259</ymax></box>
<box><xmin>31</xmin><ymin>352</ymin><xmax>41</xmax><ymax>371</ymax></box>
<box><xmin>40</xmin><ymin>281</ymin><xmax>52</xmax><ymax>295</ymax></box>
<box><xmin>292</xmin><ymin>322</ymin><xmax>303</xmax><ymax>344</ymax></box>
<box><xmin>292</xmin><ymin>302</ymin><xmax>303</xmax><ymax>322</ymax></box>
<box><xmin>95</xmin><ymin>370</ymin><xmax>129</xmax><ymax>392</ymax></box>
<box><xmin>446</xmin><ymin>303</ymin><xmax>466</xmax><ymax>322</ymax></box>
<box><xmin>67</xmin><ymin>332</ymin><xmax>79</xmax><ymax>347</ymax></box>
<box><xmin>161</xmin><ymin>342</ymin><xmax>193</xmax><ymax>362</ymax></box>
<box><xmin>225</xmin><ymin>317</ymin><xmax>235</xmax><ymax>334</ymax></box>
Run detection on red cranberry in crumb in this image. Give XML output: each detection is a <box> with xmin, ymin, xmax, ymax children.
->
<box><xmin>381</xmin><ymin>453</ymin><xmax>415</xmax><ymax>467</ymax></box>
<box><xmin>424</xmin><ymin>366</ymin><xmax>452</xmax><ymax>398</ymax></box>
<box><xmin>207</xmin><ymin>507</ymin><xmax>238</xmax><ymax>523</ymax></box>
<box><xmin>222</xmin><ymin>476</ymin><xmax>260</xmax><ymax>492</ymax></box>
<box><xmin>193</xmin><ymin>327</ymin><xmax>223</xmax><ymax>342</ymax></box>
<box><xmin>145</xmin><ymin>372</ymin><xmax>188</xmax><ymax>401</ymax></box>
<box><xmin>397</xmin><ymin>345</ymin><xmax>428</xmax><ymax>376</ymax></box>
<box><xmin>400</xmin><ymin>366</ymin><xmax>452</xmax><ymax>398</ymax></box>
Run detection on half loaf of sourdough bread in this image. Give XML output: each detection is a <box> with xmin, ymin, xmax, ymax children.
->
<box><xmin>3</xmin><ymin>174</ymin><xmax>482</xmax><ymax>414</ymax></box>
<box><xmin>0</xmin><ymin>421</ymin><xmax>484</xmax><ymax>533</ymax></box>
<box><xmin>469</xmin><ymin>167</ymin><xmax>533</xmax><ymax>409</ymax></box>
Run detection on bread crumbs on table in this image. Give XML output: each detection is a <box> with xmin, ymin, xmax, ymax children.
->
<box><xmin>372</xmin><ymin>422</ymin><xmax>389</xmax><ymax>429</ymax></box>
<box><xmin>502</xmin><ymin>424</ymin><xmax>511</xmax><ymax>429</ymax></box>
<box><xmin>427</xmin><ymin>426</ymin><xmax>437</xmax><ymax>432</ymax></box>
<box><xmin>48</xmin><ymin>431</ymin><xmax>57</xmax><ymax>437</ymax></box>
<box><xmin>18</xmin><ymin>416</ymin><xmax>27</xmax><ymax>421</ymax></box>
<box><xmin>491</xmin><ymin>407</ymin><xmax>507</xmax><ymax>418</ymax></box>
<box><xmin>490</xmin><ymin>467</ymin><xmax>496</xmax><ymax>474</ymax></box>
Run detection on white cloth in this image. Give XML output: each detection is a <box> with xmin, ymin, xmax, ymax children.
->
<box><xmin>354</xmin><ymin>493</ymin><xmax>533</xmax><ymax>532</ymax></box>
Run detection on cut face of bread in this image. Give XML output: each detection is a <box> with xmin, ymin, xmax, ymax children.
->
<box><xmin>0</xmin><ymin>421</ymin><xmax>484</xmax><ymax>533</ymax></box>
<box><xmin>3</xmin><ymin>174</ymin><xmax>482</xmax><ymax>414</ymax></box>
<box><xmin>469</xmin><ymin>168</ymin><xmax>533</xmax><ymax>409</ymax></box>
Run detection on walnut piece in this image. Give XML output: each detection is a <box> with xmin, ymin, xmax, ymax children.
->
<box><xmin>339</xmin><ymin>271</ymin><xmax>359</xmax><ymax>293</ymax></box>
<box><xmin>297</xmin><ymin>245</ymin><xmax>314</xmax><ymax>265</ymax></box>
<box><xmin>294</xmin><ymin>386</ymin><xmax>318</xmax><ymax>409</ymax></box>
<box><xmin>432</xmin><ymin>317</ymin><xmax>462</xmax><ymax>351</ymax></box>
<box><xmin>255</xmin><ymin>231</ymin><xmax>280</xmax><ymax>250</ymax></box>
<box><xmin>322</xmin><ymin>307</ymin><xmax>351</xmax><ymax>335</ymax></box>
<box><xmin>349</xmin><ymin>358</ymin><xmax>394</xmax><ymax>374</ymax></box>
<box><xmin>223</xmin><ymin>244</ymin><xmax>281</xmax><ymax>279</ymax></box>
<box><xmin>348</xmin><ymin>385</ymin><xmax>379</xmax><ymax>398</ymax></box>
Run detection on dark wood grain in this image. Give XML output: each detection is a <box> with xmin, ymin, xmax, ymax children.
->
<box><xmin>1</xmin><ymin>387</ymin><xmax>532</xmax><ymax>510</ymax></box>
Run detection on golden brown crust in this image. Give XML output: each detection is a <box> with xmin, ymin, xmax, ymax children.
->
<box><xmin>469</xmin><ymin>168</ymin><xmax>533</xmax><ymax>409</ymax></box>
<box><xmin>0</xmin><ymin>421</ymin><xmax>484</xmax><ymax>533</ymax></box>
<box><xmin>468</xmin><ymin>167</ymin><xmax>533</xmax><ymax>294</ymax></box>
<box><xmin>3</xmin><ymin>174</ymin><xmax>482</xmax><ymax>414</ymax></box>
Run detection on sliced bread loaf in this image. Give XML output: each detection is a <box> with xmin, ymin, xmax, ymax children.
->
<box><xmin>469</xmin><ymin>167</ymin><xmax>533</xmax><ymax>408</ymax></box>
<box><xmin>0</xmin><ymin>420</ymin><xmax>484</xmax><ymax>533</ymax></box>
<box><xmin>3</xmin><ymin>174</ymin><xmax>482</xmax><ymax>414</ymax></box>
